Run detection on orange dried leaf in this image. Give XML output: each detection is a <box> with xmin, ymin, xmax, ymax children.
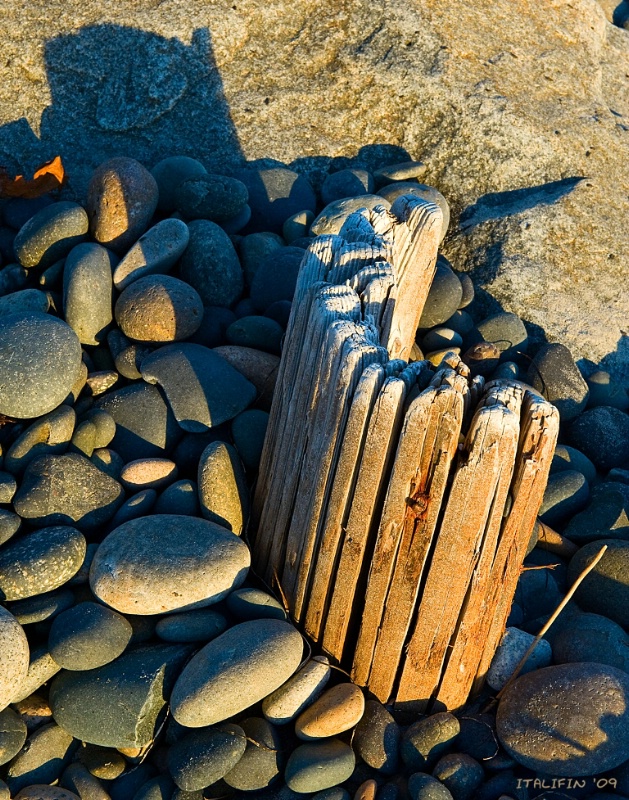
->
<box><xmin>0</xmin><ymin>156</ymin><xmax>65</xmax><ymax>199</ymax></box>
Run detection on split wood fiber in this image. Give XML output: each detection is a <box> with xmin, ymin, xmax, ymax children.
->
<box><xmin>252</xmin><ymin>195</ymin><xmax>558</xmax><ymax>712</ymax></box>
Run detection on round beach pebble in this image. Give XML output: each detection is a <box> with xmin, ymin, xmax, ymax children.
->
<box><xmin>174</xmin><ymin>174</ymin><xmax>248</xmax><ymax>223</ymax></box>
<box><xmin>0</xmin><ymin>511</ymin><xmax>20</xmax><ymax>546</ymax></box>
<box><xmin>538</xmin><ymin>469</ymin><xmax>590</xmax><ymax>528</ymax></box>
<box><xmin>213</xmin><ymin>345</ymin><xmax>279</xmax><ymax>411</ymax></box>
<box><xmin>2</xmin><ymin>404</ymin><xmax>75</xmax><ymax>476</ymax></box>
<box><xmin>234</xmin><ymin>166</ymin><xmax>317</xmax><ymax>234</ymax></box>
<box><xmin>249</xmin><ymin>246</ymin><xmax>305</xmax><ymax>313</ymax></box>
<box><xmin>170</xmin><ymin>619</ymin><xmax>304</xmax><ymax>727</ymax></box>
<box><xmin>466</xmin><ymin>312</ymin><xmax>528</xmax><ymax>363</ymax></box>
<box><xmin>11</xmin><ymin>646</ymin><xmax>61</xmax><ymax>705</ymax></box>
<box><xmin>5</xmin><ymin>723</ymin><xmax>77</xmax><ymax>795</ymax></box>
<box><xmin>155</xmin><ymin>608</ymin><xmax>228</xmax><ymax>643</ymax></box>
<box><xmin>113</xmin><ymin>218</ymin><xmax>190</xmax><ymax>290</ymax></box>
<box><xmin>119</xmin><ymin>458</ymin><xmax>178</xmax><ymax>491</ymax></box>
<box><xmin>226</xmin><ymin>315</ymin><xmax>284</xmax><ymax>354</ymax></box>
<box><xmin>115</xmin><ymin>275</ymin><xmax>203</xmax><ymax>343</ymax></box>
<box><xmin>89</xmin><ymin>514</ymin><xmax>250</xmax><ymax>615</ymax></box>
<box><xmin>0</xmin><ymin>607</ymin><xmax>29</xmax><ymax>711</ymax></box>
<box><xmin>418</xmin><ymin>258</ymin><xmax>462</xmax><ymax>329</ymax></box>
<box><xmin>14</xmin><ymin>202</ymin><xmax>89</xmax><ymax>269</ymax></box>
<box><xmin>239</xmin><ymin>231</ymin><xmax>285</xmax><ymax>286</ymax></box>
<box><xmin>141</xmin><ymin>343</ymin><xmax>257</xmax><ymax>432</ymax></box>
<box><xmin>179</xmin><ymin>219</ymin><xmax>243</xmax><ymax>307</ymax></box>
<box><xmin>586</xmin><ymin>370</ymin><xmax>629</xmax><ymax>411</ymax></box>
<box><xmin>151</xmin><ymin>156</ymin><xmax>208</xmax><ymax>213</ymax></box>
<box><xmin>527</xmin><ymin>343</ymin><xmax>590</xmax><ymax>422</ymax></box>
<box><xmin>77</xmin><ymin>745</ymin><xmax>126</xmax><ymax>780</ymax></box>
<box><xmin>321</xmin><ymin>169</ymin><xmax>374</xmax><ymax>205</ymax></box>
<box><xmin>496</xmin><ymin>662</ymin><xmax>629</xmax><ymax>775</ymax></box>
<box><xmin>295</xmin><ymin>683</ymin><xmax>365</xmax><ymax>740</ymax></box>
<box><xmin>223</xmin><ymin>716</ymin><xmax>282</xmax><ymax>790</ymax></box>
<box><xmin>154</xmin><ymin>479</ymin><xmax>199</xmax><ymax>516</ymax></box>
<box><xmin>401</xmin><ymin>713</ymin><xmax>460</xmax><ymax>771</ymax></box>
<box><xmin>283</xmin><ymin>210</ymin><xmax>316</xmax><ymax>243</ymax></box>
<box><xmin>285</xmin><ymin>739</ymin><xmax>355</xmax><ymax>794</ymax></box>
<box><xmin>14</xmin><ymin>789</ymin><xmax>80</xmax><ymax>800</ymax></box>
<box><xmin>167</xmin><ymin>723</ymin><xmax>246</xmax><ymax>791</ymax></box>
<box><xmin>198</xmin><ymin>441</ymin><xmax>249</xmax><ymax>534</ymax></box>
<box><xmin>432</xmin><ymin>753</ymin><xmax>484</xmax><ymax>800</ymax></box>
<box><xmin>407</xmin><ymin>773</ymin><xmax>454</xmax><ymax>800</ymax></box>
<box><xmin>551</xmin><ymin>612</ymin><xmax>629</xmax><ymax>672</ymax></box>
<box><xmin>486</xmin><ymin>627</ymin><xmax>552</xmax><ymax>691</ymax></box>
<box><xmin>0</xmin><ymin>526</ymin><xmax>86</xmax><ymax>601</ymax></box>
<box><xmin>8</xmin><ymin>589</ymin><xmax>75</xmax><ymax>626</ymax></box>
<box><xmin>353</xmin><ymin>700</ymin><xmax>400</xmax><ymax>775</ymax></box>
<box><xmin>48</xmin><ymin>601</ymin><xmax>132</xmax><ymax>670</ymax></box>
<box><xmin>550</xmin><ymin>444</ymin><xmax>597</xmax><ymax>484</ymax></box>
<box><xmin>63</xmin><ymin>243</ymin><xmax>115</xmax><ymax>346</ymax></box>
<box><xmin>13</xmin><ymin>453</ymin><xmax>123</xmax><ymax>529</ymax></box>
<box><xmin>0</xmin><ymin>313</ymin><xmax>83</xmax><ymax>419</ymax></box>
<box><xmin>568</xmin><ymin>539</ymin><xmax>629</xmax><ymax>626</ymax></box>
<box><xmin>567</xmin><ymin>405</ymin><xmax>629</xmax><ymax>471</ymax></box>
<box><xmin>0</xmin><ymin>288</ymin><xmax>49</xmax><ymax>316</ymax></box>
<box><xmin>563</xmin><ymin>483</ymin><xmax>629</xmax><ymax>542</ymax></box>
<box><xmin>49</xmin><ymin>643</ymin><xmax>190</xmax><ymax>749</ymax></box>
<box><xmin>227</xmin><ymin>587</ymin><xmax>287</xmax><ymax>621</ymax></box>
<box><xmin>262</xmin><ymin>656</ymin><xmax>332</xmax><ymax>726</ymax></box>
<box><xmin>87</xmin><ymin>157</ymin><xmax>158</xmax><ymax>253</ymax></box>
<box><xmin>59</xmin><ymin>762</ymin><xmax>110</xmax><ymax>800</ymax></box>
<box><xmin>0</xmin><ymin>707</ymin><xmax>27</xmax><ymax>766</ymax></box>
<box><xmin>311</xmin><ymin>195</ymin><xmax>391</xmax><ymax>236</ymax></box>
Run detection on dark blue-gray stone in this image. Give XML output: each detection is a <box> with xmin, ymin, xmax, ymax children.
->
<box><xmin>0</xmin><ymin>526</ymin><xmax>86</xmax><ymax>601</ymax></box>
<box><xmin>285</xmin><ymin>739</ymin><xmax>355</xmax><ymax>793</ymax></box>
<box><xmin>231</xmin><ymin>409</ymin><xmax>269</xmax><ymax>471</ymax></box>
<box><xmin>63</xmin><ymin>242</ymin><xmax>115</xmax><ymax>346</ymax></box>
<box><xmin>0</xmin><ymin>288</ymin><xmax>49</xmax><ymax>315</ymax></box>
<box><xmin>49</xmin><ymin>643</ymin><xmax>192</xmax><ymax>748</ymax></box>
<box><xmin>154</xmin><ymin>479</ymin><xmax>199</xmax><ymax>516</ymax></box>
<box><xmin>250</xmin><ymin>246</ymin><xmax>306</xmax><ymax>313</ymax></box>
<box><xmin>187</xmin><ymin>305</ymin><xmax>237</xmax><ymax>348</ymax></box>
<box><xmin>234</xmin><ymin>166</ymin><xmax>317</xmax><ymax>234</ymax></box>
<box><xmin>224</xmin><ymin>717</ymin><xmax>282</xmax><ymax>790</ymax></box>
<box><xmin>421</xmin><ymin>328</ymin><xmax>463</xmax><ymax>354</ymax></box>
<box><xmin>239</xmin><ymin>231</ymin><xmax>285</xmax><ymax>287</ymax></box>
<box><xmin>151</xmin><ymin>156</ymin><xmax>208</xmax><ymax>213</ymax></box>
<box><xmin>7</xmin><ymin>588</ymin><xmax>75</xmax><ymax>626</ymax></box>
<box><xmin>155</xmin><ymin>608</ymin><xmax>228</xmax><ymax>643</ymax></box>
<box><xmin>141</xmin><ymin>343</ymin><xmax>257</xmax><ymax>432</ymax></box>
<box><xmin>465</xmin><ymin>312</ymin><xmax>528</xmax><ymax>363</ymax></box>
<box><xmin>113</xmin><ymin>217</ymin><xmax>190</xmax><ymax>290</ymax></box>
<box><xmin>563</xmin><ymin>483</ymin><xmax>629</xmax><ymax>542</ymax></box>
<box><xmin>586</xmin><ymin>370</ymin><xmax>629</xmax><ymax>411</ymax></box>
<box><xmin>226</xmin><ymin>315</ymin><xmax>284</xmax><ymax>354</ymax></box>
<box><xmin>265</xmin><ymin>300</ymin><xmax>292</xmax><ymax>329</ymax></box>
<box><xmin>538</xmin><ymin>469</ymin><xmax>589</xmax><ymax>528</ymax></box>
<box><xmin>221</xmin><ymin>202</ymin><xmax>252</xmax><ymax>234</ymax></box>
<box><xmin>550</xmin><ymin>444</ymin><xmax>597</xmax><ymax>484</ymax></box>
<box><xmin>132</xmin><ymin>774</ymin><xmax>177</xmax><ymax>800</ymax></box>
<box><xmin>0</xmin><ymin>707</ymin><xmax>27</xmax><ymax>766</ymax></box>
<box><xmin>227</xmin><ymin>588</ymin><xmax>287</xmax><ymax>621</ymax></box>
<box><xmin>353</xmin><ymin>700</ymin><xmax>400</xmax><ymax>775</ymax></box>
<box><xmin>568</xmin><ymin>539</ymin><xmax>629</xmax><ymax>626</ymax></box>
<box><xmin>401</xmin><ymin>713</ymin><xmax>460</xmax><ymax>772</ymax></box>
<box><xmin>418</xmin><ymin>258</ymin><xmax>462</xmax><ymax>330</ymax></box>
<box><xmin>443</xmin><ymin>310</ymin><xmax>474</xmax><ymax>337</ymax></box>
<box><xmin>514</xmin><ymin>564</ymin><xmax>562</xmax><ymax>623</ymax></box>
<box><xmin>567</xmin><ymin>406</ymin><xmax>629</xmax><ymax>471</ymax></box>
<box><xmin>167</xmin><ymin>723</ymin><xmax>246</xmax><ymax>790</ymax></box>
<box><xmin>179</xmin><ymin>219</ymin><xmax>243</xmax><ymax>307</ymax></box>
<box><xmin>432</xmin><ymin>753</ymin><xmax>484</xmax><ymax>800</ymax></box>
<box><xmin>321</xmin><ymin>169</ymin><xmax>374</xmax><ymax>205</ymax></box>
<box><xmin>13</xmin><ymin>453</ymin><xmax>123</xmax><ymax>529</ymax></box>
<box><xmin>408</xmin><ymin>773</ymin><xmax>454</xmax><ymax>800</ymax></box>
<box><xmin>5</xmin><ymin>723</ymin><xmax>78</xmax><ymax>795</ymax></box>
<box><xmin>527</xmin><ymin>343</ymin><xmax>589</xmax><ymax>422</ymax></box>
<box><xmin>14</xmin><ymin>201</ymin><xmax>89</xmax><ymax>269</ymax></box>
<box><xmin>174</xmin><ymin>174</ymin><xmax>248</xmax><ymax>223</ymax></box>
<box><xmin>48</xmin><ymin>601</ymin><xmax>133</xmax><ymax>671</ymax></box>
<box><xmin>456</xmin><ymin>714</ymin><xmax>500</xmax><ymax>762</ymax></box>
<box><xmin>0</xmin><ymin>313</ymin><xmax>83</xmax><ymax>419</ymax></box>
<box><xmin>551</xmin><ymin>611</ymin><xmax>629</xmax><ymax>673</ymax></box>
<box><xmin>283</xmin><ymin>209</ymin><xmax>316</xmax><ymax>243</ymax></box>
<box><xmin>496</xmin><ymin>663</ymin><xmax>629</xmax><ymax>776</ymax></box>
<box><xmin>95</xmin><ymin>383</ymin><xmax>182</xmax><ymax>461</ymax></box>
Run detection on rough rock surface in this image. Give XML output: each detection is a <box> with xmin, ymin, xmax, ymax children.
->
<box><xmin>0</xmin><ymin>0</ymin><xmax>627</xmax><ymax>383</ymax></box>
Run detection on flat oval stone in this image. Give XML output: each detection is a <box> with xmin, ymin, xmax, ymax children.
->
<box><xmin>401</xmin><ymin>713</ymin><xmax>460</xmax><ymax>772</ymax></box>
<box><xmin>90</xmin><ymin>514</ymin><xmax>250</xmax><ymax>615</ymax></box>
<box><xmin>231</xmin><ymin>409</ymin><xmax>269</xmax><ymax>471</ymax></box>
<box><xmin>14</xmin><ymin>202</ymin><xmax>89</xmax><ymax>269</ymax></box>
<box><xmin>568</xmin><ymin>539</ymin><xmax>629</xmax><ymax>626</ymax></box>
<box><xmin>550</xmin><ymin>444</ymin><xmax>597</xmax><ymax>484</ymax></box>
<box><xmin>87</xmin><ymin>158</ymin><xmax>159</xmax><ymax>253</ymax></box>
<box><xmin>295</xmin><ymin>683</ymin><xmax>365</xmax><ymax>740</ymax></box>
<box><xmin>285</xmin><ymin>739</ymin><xmax>355</xmax><ymax>793</ymax></box>
<box><xmin>226</xmin><ymin>587</ymin><xmax>287</xmax><ymax>621</ymax></box>
<box><xmin>13</xmin><ymin>454</ymin><xmax>123</xmax><ymax>529</ymax></box>
<box><xmin>113</xmin><ymin>218</ymin><xmax>190</xmax><ymax>290</ymax></box>
<box><xmin>174</xmin><ymin>174</ymin><xmax>248</xmax><ymax>223</ymax></box>
<box><xmin>321</xmin><ymin>169</ymin><xmax>374</xmax><ymax>206</ymax></box>
<box><xmin>0</xmin><ymin>288</ymin><xmax>49</xmax><ymax>316</ymax></box>
<box><xmin>538</xmin><ymin>469</ymin><xmax>589</xmax><ymax>528</ymax></box>
<box><xmin>0</xmin><ymin>526</ymin><xmax>86</xmax><ymax>601</ymax></box>
<box><xmin>6</xmin><ymin>723</ymin><xmax>77</xmax><ymax>796</ymax></box>
<box><xmin>0</xmin><ymin>511</ymin><xmax>20</xmax><ymax>547</ymax></box>
<box><xmin>120</xmin><ymin>458</ymin><xmax>178</xmax><ymax>491</ymax></box>
<box><xmin>496</xmin><ymin>663</ymin><xmax>629</xmax><ymax>775</ymax></box>
<box><xmin>167</xmin><ymin>723</ymin><xmax>246</xmax><ymax>791</ymax></box>
<box><xmin>234</xmin><ymin>166</ymin><xmax>317</xmax><ymax>234</ymax></box>
<box><xmin>0</xmin><ymin>472</ymin><xmax>17</xmax><ymax>504</ymax></box>
<box><xmin>170</xmin><ymin>619</ymin><xmax>304</xmax><ymax>727</ymax></box>
<box><xmin>59</xmin><ymin>762</ymin><xmax>110</xmax><ymax>800</ymax></box>
<box><xmin>198</xmin><ymin>441</ymin><xmax>249</xmax><ymax>535</ymax></box>
<box><xmin>311</xmin><ymin>195</ymin><xmax>391</xmax><ymax>236</ymax></box>
<box><xmin>49</xmin><ymin>643</ymin><xmax>191</xmax><ymax>748</ymax></box>
<box><xmin>4</xmin><ymin>405</ymin><xmax>76</xmax><ymax>475</ymax></box>
<box><xmin>95</xmin><ymin>383</ymin><xmax>181</xmax><ymax>461</ymax></box>
<box><xmin>13</xmin><ymin>788</ymin><xmax>80</xmax><ymax>800</ymax></box>
<box><xmin>223</xmin><ymin>717</ymin><xmax>282</xmax><ymax>790</ymax></box>
<box><xmin>155</xmin><ymin>608</ymin><xmax>228</xmax><ymax>643</ymax></box>
<box><xmin>141</xmin><ymin>343</ymin><xmax>257</xmax><ymax>432</ymax></box>
<box><xmin>213</xmin><ymin>345</ymin><xmax>279</xmax><ymax>411</ymax></box>
<box><xmin>8</xmin><ymin>589</ymin><xmax>75</xmax><ymax>626</ymax></box>
<box><xmin>0</xmin><ymin>707</ymin><xmax>27</xmax><ymax>766</ymax></box>
<box><xmin>115</xmin><ymin>275</ymin><xmax>203</xmax><ymax>343</ymax></box>
<box><xmin>262</xmin><ymin>656</ymin><xmax>331</xmax><ymax>726</ymax></box>
<box><xmin>11</xmin><ymin>647</ymin><xmax>61</xmax><ymax>705</ymax></box>
<box><xmin>179</xmin><ymin>219</ymin><xmax>243</xmax><ymax>307</ymax></box>
<box><xmin>552</xmin><ymin>612</ymin><xmax>629</xmax><ymax>672</ymax></box>
<box><xmin>0</xmin><ymin>607</ymin><xmax>29</xmax><ymax>712</ymax></box>
<box><xmin>63</xmin><ymin>243</ymin><xmax>115</xmax><ymax>346</ymax></box>
<box><xmin>48</xmin><ymin>601</ymin><xmax>132</xmax><ymax>670</ymax></box>
<box><xmin>353</xmin><ymin>700</ymin><xmax>401</xmax><ymax>775</ymax></box>
<box><xmin>0</xmin><ymin>313</ymin><xmax>83</xmax><ymax>419</ymax></box>
<box><xmin>486</xmin><ymin>627</ymin><xmax>552</xmax><ymax>691</ymax></box>
<box><xmin>76</xmin><ymin>745</ymin><xmax>126</xmax><ymax>780</ymax></box>
<box><xmin>418</xmin><ymin>258</ymin><xmax>462</xmax><ymax>329</ymax></box>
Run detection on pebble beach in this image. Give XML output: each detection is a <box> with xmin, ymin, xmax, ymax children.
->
<box><xmin>0</xmin><ymin>154</ymin><xmax>628</xmax><ymax>800</ymax></box>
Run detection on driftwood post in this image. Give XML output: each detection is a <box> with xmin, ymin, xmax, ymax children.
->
<box><xmin>252</xmin><ymin>196</ymin><xmax>558</xmax><ymax>712</ymax></box>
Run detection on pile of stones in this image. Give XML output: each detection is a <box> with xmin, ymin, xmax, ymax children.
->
<box><xmin>0</xmin><ymin>155</ymin><xmax>628</xmax><ymax>800</ymax></box>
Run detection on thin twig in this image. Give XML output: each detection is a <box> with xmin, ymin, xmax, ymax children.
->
<box><xmin>483</xmin><ymin>544</ymin><xmax>608</xmax><ymax>711</ymax></box>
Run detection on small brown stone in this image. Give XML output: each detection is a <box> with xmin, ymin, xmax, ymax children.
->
<box><xmin>354</xmin><ymin>779</ymin><xmax>378</xmax><ymax>800</ymax></box>
<box><xmin>12</xmin><ymin>694</ymin><xmax>53</xmax><ymax>733</ymax></box>
<box><xmin>295</xmin><ymin>683</ymin><xmax>365</xmax><ymax>740</ymax></box>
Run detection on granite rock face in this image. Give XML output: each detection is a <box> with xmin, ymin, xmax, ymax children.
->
<box><xmin>1</xmin><ymin>0</ymin><xmax>627</xmax><ymax>385</ymax></box>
